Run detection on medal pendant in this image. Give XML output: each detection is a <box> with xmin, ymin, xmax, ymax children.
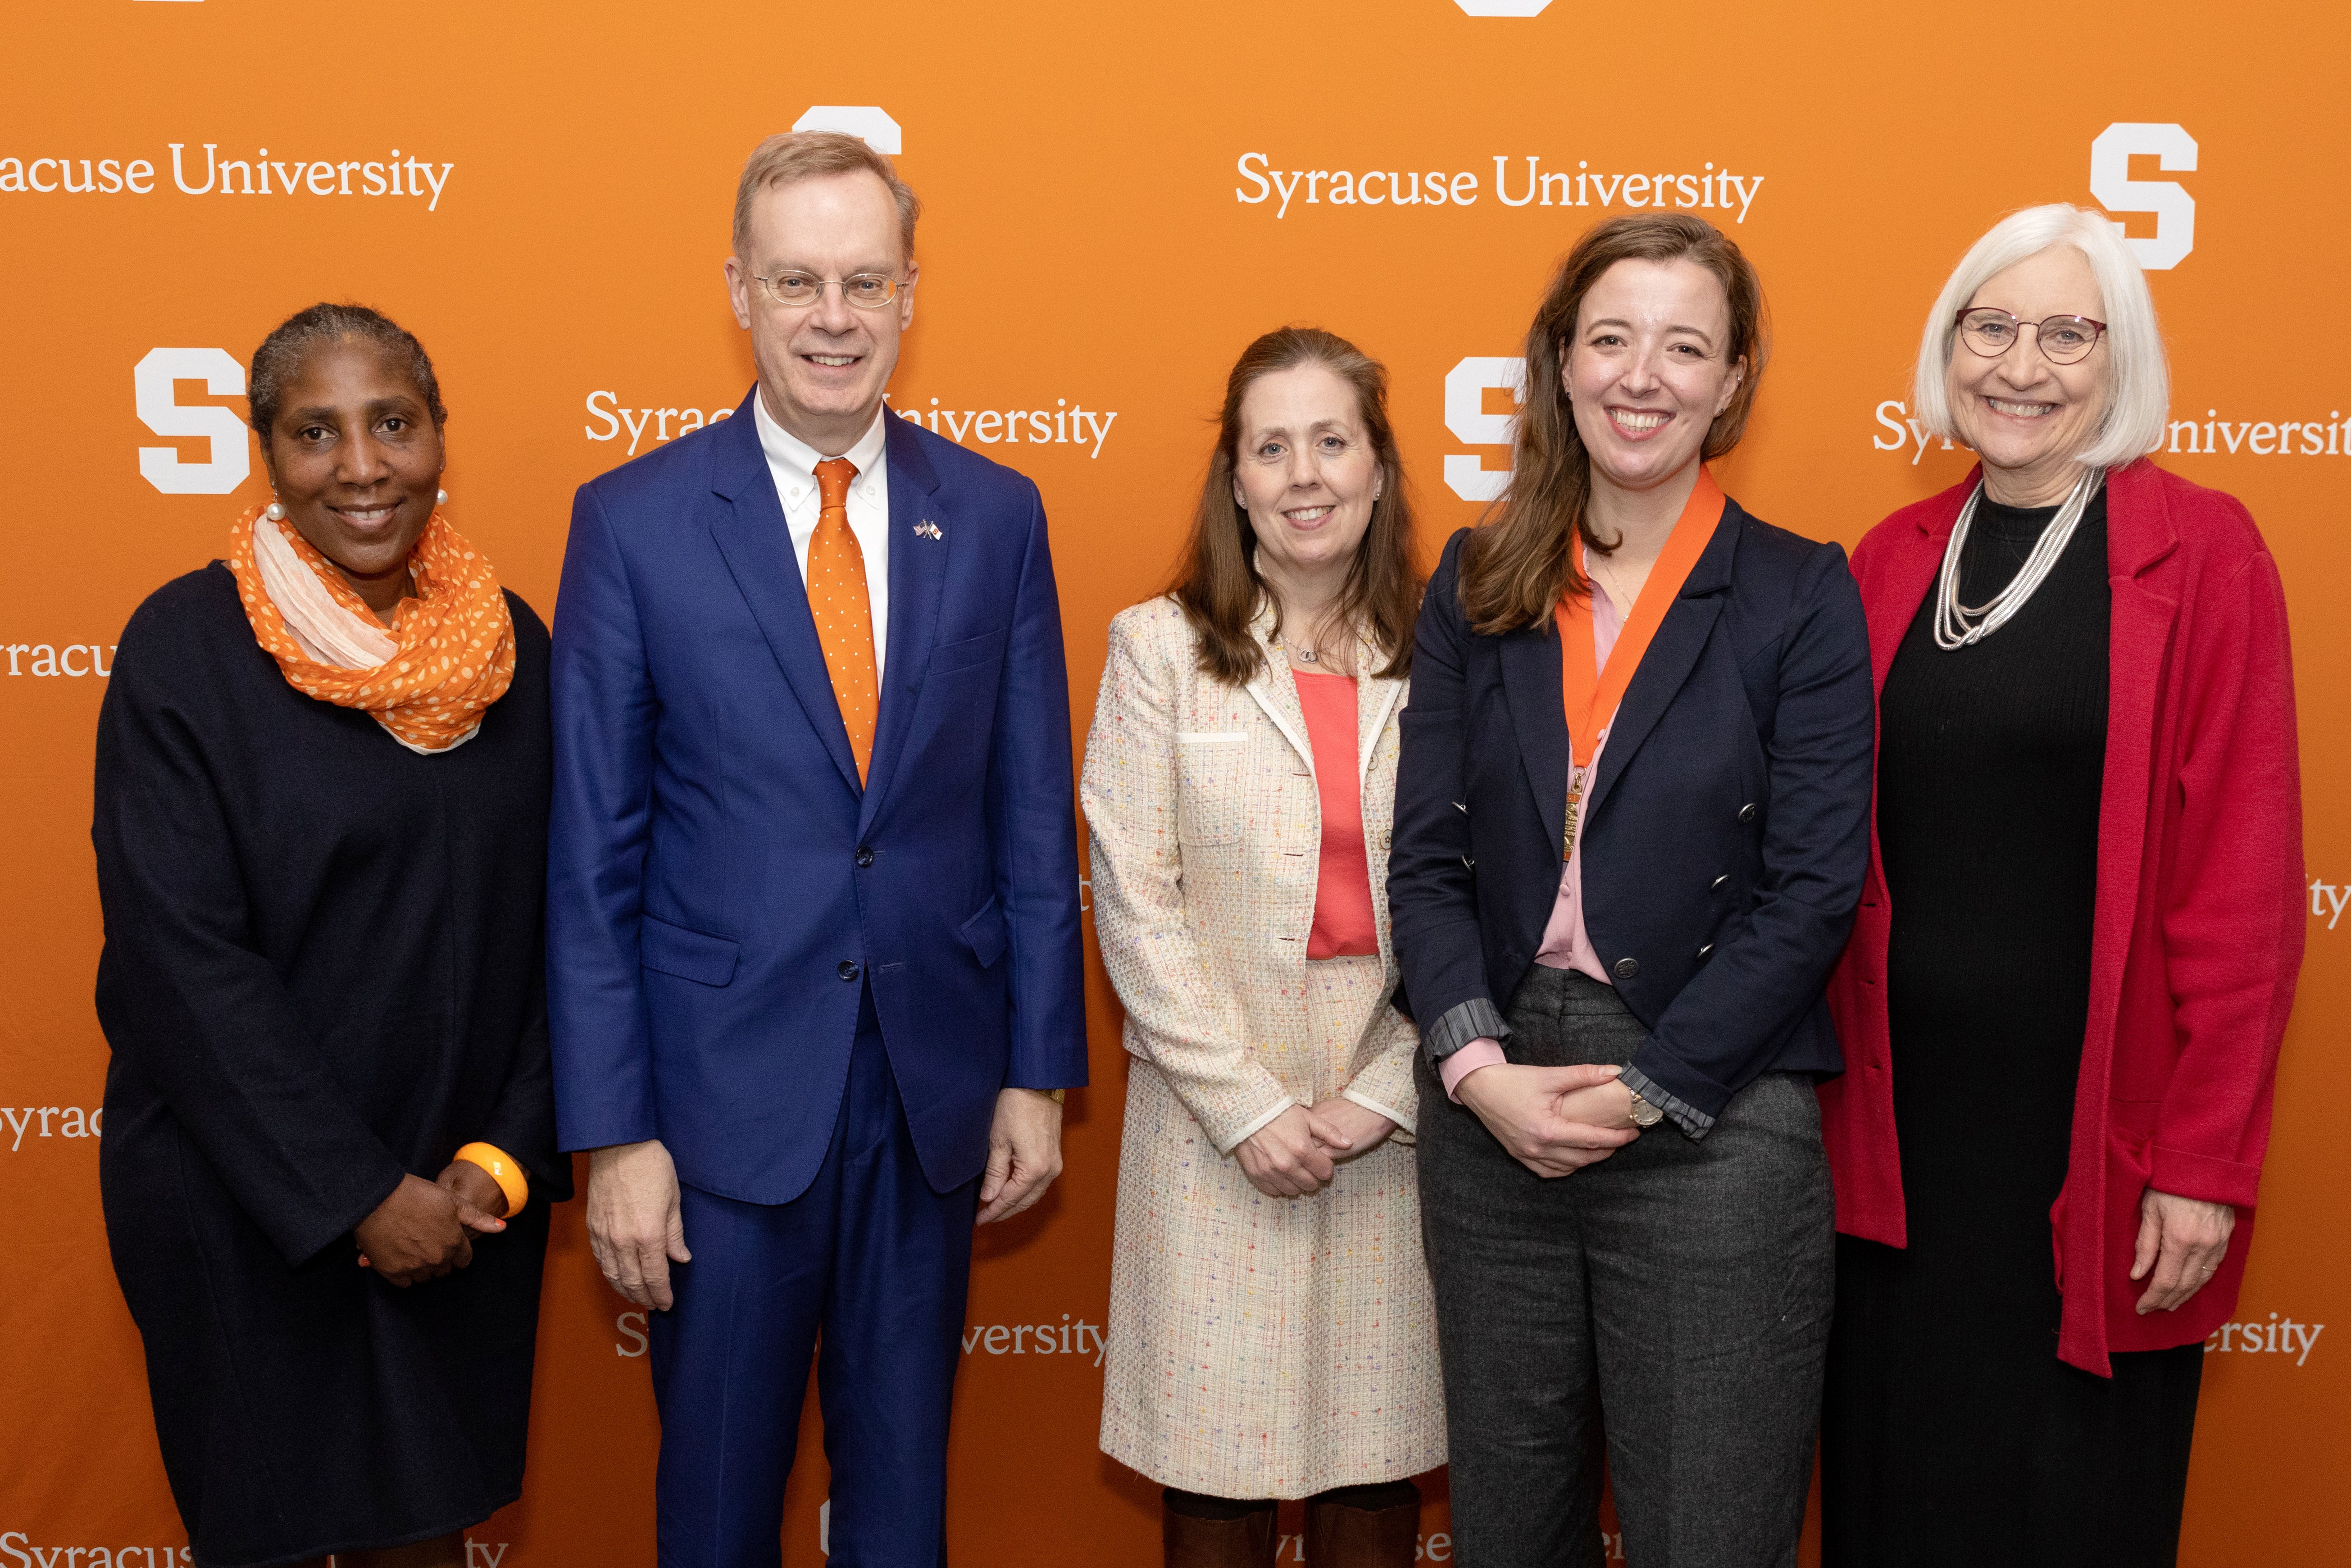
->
<box><xmin>1562</xmin><ymin>767</ymin><xmax>1588</xmax><ymax>863</ymax></box>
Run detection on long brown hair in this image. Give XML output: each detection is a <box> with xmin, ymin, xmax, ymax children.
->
<box><xmin>1458</xmin><ymin>214</ymin><xmax>1769</xmax><ymax>635</ymax></box>
<box><xmin>1170</xmin><ymin>327</ymin><xmax>1424</xmax><ymax>685</ymax></box>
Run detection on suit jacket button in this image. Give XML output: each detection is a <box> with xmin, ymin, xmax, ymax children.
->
<box><xmin>1737</xmin><ymin>802</ymin><xmax>1758</xmax><ymax>823</ymax></box>
<box><xmin>1710</xmin><ymin>873</ymin><xmax>1729</xmax><ymax>892</ymax></box>
<box><xmin>855</xmin><ymin>847</ymin><xmax>875</xmax><ymax>867</ymax></box>
<box><xmin>1696</xmin><ymin>943</ymin><xmax>1714</xmax><ymax>961</ymax></box>
<box><xmin>838</xmin><ymin>960</ymin><xmax>861</xmax><ymax>982</ymax></box>
<box><xmin>1613</xmin><ymin>957</ymin><xmax>1639</xmax><ymax>980</ymax></box>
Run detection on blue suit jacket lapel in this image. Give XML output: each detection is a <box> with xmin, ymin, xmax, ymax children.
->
<box><xmin>1585</xmin><ymin>504</ymin><xmax>1739</xmax><ymax>822</ymax></box>
<box><xmin>859</xmin><ymin>417</ymin><xmax>947</xmax><ymax>835</ymax></box>
<box><xmin>705</xmin><ymin>388</ymin><xmax>862</xmax><ymax>797</ymax></box>
<box><xmin>1499</xmin><ymin>622</ymin><xmax>1569</xmax><ymax>860</ymax></box>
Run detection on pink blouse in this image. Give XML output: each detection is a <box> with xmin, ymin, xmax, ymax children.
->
<box><xmin>1293</xmin><ymin>670</ymin><xmax>1379</xmax><ymax>960</ymax></box>
<box><xmin>1438</xmin><ymin>589</ymin><xmax>1625</xmax><ymax>1098</ymax></box>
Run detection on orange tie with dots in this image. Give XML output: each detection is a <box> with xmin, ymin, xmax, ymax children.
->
<box><xmin>807</xmin><ymin>457</ymin><xmax>878</xmax><ymax>783</ymax></box>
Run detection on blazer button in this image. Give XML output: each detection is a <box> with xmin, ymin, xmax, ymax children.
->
<box><xmin>855</xmin><ymin>847</ymin><xmax>876</xmax><ymax>867</ymax></box>
<box><xmin>1613</xmin><ymin>957</ymin><xmax>1639</xmax><ymax>980</ymax></box>
<box><xmin>1710</xmin><ymin>873</ymin><xmax>1729</xmax><ymax>893</ymax></box>
<box><xmin>838</xmin><ymin>960</ymin><xmax>861</xmax><ymax>982</ymax></box>
<box><xmin>1696</xmin><ymin>943</ymin><xmax>1714</xmax><ymax>961</ymax></box>
<box><xmin>1737</xmin><ymin>802</ymin><xmax>1758</xmax><ymax>823</ymax></box>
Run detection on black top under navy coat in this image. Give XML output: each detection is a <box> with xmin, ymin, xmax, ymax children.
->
<box><xmin>1387</xmin><ymin>498</ymin><xmax>1876</xmax><ymax>1133</ymax></box>
<box><xmin>92</xmin><ymin>564</ymin><xmax>564</xmax><ymax>1564</ymax></box>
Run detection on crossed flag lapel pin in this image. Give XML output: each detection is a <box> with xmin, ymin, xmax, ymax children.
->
<box><xmin>913</xmin><ymin>520</ymin><xmax>943</xmax><ymax>541</ymax></box>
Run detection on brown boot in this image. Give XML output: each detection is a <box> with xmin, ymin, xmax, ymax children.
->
<box><xmin>1305</xmin><ymin>1482</ymin><xmax>1420</xmax><ymax>1568</ymax></box>
<box><xmin>1163</xmin><ymin>1490</ymin><xmax>1277</xmax><ymax>1568</ymax></box>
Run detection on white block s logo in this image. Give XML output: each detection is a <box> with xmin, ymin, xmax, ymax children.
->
<box><xmin>793</xmin><ymin>105</ymin><xmax>903</xmax><ymax>155</ymax></box>
<box><xmin>2090</xmin><ymin>123</ymin><xmax>2196</xmax><ymax>271</ymax></box>
<box><xmin>1444</xmin><ymin>356</ymin><xmax>1526</xmax><ymax>501</ymax></box>
<box><xmin>136</xmin><ymin>347</ymin><xmax>251</xmax><ymax>495</ymax></box>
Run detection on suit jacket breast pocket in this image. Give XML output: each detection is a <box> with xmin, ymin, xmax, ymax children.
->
<box><xmin>930</xmin><ymin>627</ymin><xmax>1010</xmax><ymax>677</ymax></box>
<box><xmin>1173</xmin><ymin>732</ymin><xmax>1248</xmax><ymax>847</ymax></box>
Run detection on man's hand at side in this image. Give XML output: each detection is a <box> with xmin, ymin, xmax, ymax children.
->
<box><xmin>588</xmin><ymin>1138</ymin><xmax>691</xmax><ymax>1309</ymax></box>
<box><xmin>978</xmin><ymin>1088</ymin><xmax>1064</xmax><ymax>1225</ymax></box>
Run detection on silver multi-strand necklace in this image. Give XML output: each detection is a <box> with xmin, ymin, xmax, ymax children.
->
<box><xmin>1933</xmin><ymin>465</ymin><xmax>2105</xmax><ymax>651</ymax></box>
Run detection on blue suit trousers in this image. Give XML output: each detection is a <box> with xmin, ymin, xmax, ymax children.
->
<box><xmin>650</xmin><ymin>989</ymin><xmax>978</xmax><ymax>1568</ymax></box>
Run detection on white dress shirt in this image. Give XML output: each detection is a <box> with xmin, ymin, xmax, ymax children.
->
<box><xmin>753</xmin><ymin>395</ymin><xmax>893</xmax><ymax>689</ymax></box>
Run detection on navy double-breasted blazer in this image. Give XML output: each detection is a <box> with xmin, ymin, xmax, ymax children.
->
<box><xmin>1387</xmin><ymin>495</ymin><xmax>1875</xmax><ymax>1132</ymax></box>
<box><xmin>546</xmin><ymin>391</ymin><xmax>1087</xmax><ymax>1204</ymax></box>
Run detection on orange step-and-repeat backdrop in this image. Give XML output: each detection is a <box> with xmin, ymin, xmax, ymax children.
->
<box><xmin>4</xmin><ymin>1</ymin><xmax>2344</xmax><ymax>1563</ymax></box>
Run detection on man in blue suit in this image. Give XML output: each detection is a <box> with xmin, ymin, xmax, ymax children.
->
<box><xmin>546</xmin><ymin>130</ymin><xmax>1087</xmax><ymax>1566</ymax></box>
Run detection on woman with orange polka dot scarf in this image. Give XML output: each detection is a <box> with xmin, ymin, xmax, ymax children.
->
<box><xmin>92</xmin><ymin>302</ymin><xmax>564</xmax><ymax>1568</ymax></box>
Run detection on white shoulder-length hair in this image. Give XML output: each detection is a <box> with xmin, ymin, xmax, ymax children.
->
<box><xmin>1911</xmin><ymin>204</ymin><xmax>2169</xmax><ymax>470</ymax></box>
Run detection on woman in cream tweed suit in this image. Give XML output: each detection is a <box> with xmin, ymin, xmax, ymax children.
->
<box><xmin>1087</xmin><ymin>328</ymin><xmax>1441</xmax><ymax>1568</ymax></box>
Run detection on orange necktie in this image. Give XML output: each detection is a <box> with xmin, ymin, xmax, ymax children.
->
<box><xmin>807</xmin><ymin>457</ymin><xmax>878</xmax><ymax>782</ymax></box>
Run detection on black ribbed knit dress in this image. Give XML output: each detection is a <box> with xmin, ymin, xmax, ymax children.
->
<box><xmin>1820</xmin><ymin>491</ymin><xmax>2205</xmax><ymax>1566</ymax></box>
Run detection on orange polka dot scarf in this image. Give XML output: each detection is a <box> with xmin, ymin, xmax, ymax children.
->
<box><xmin>225</xmin><ymin>503</ymin><xmax>516</xmax><ymax>754</ymax></box>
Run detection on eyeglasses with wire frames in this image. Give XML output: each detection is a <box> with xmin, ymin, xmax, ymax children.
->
<box><xmin>1953</xmin><ymin>308</ymin><xmax>2108</xmax><ymax>366</ymax></box>
<box><xmin>748</xmin><ymin>271</ymin><xmax>910</xmax><ymax>311</ymax></box>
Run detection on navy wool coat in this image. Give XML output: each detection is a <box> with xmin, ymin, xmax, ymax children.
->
<box><xmin>93</xmin><ymin>567</ymin><xmax>564</xmax><ymax>1564</ymax></box>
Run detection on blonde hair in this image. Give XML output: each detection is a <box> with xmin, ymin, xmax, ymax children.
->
<box><xmin>731</xmin><ymin>131</ymin><xmax>920</xmax><ymax>263</ymax></box>
<box><xmin>1911</xmin><ymin>203</ymin><xmax>2168</xmax><ymax>469</ymax></box>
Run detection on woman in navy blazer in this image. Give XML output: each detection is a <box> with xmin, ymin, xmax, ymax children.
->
<box><xmin>1388</xmin><ymin>214</ymin><xmax>1875</xmax><ymax>1567</ymax></box>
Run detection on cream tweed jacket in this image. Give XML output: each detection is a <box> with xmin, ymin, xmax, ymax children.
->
<box><xmin>1086</xmin><ymin>596</ymin><xmax>1444</xmax><ymax>1496</ymax></box>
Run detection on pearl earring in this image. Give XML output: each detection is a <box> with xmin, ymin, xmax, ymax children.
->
<box><xmin>436</xmin><ymin>488</ymin><xmax>449</xmax><ymax>505</ymax></box>
<box><xmin>264</xmin><ymin>500</ymin><xmax>286</xmax><ymax>521</ymax></box>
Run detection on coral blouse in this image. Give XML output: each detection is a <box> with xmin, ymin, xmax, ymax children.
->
<box><xmin>1293</xmin><ymin>669</ymin><xmax>1379</xmax><ymax>959</ymax></box>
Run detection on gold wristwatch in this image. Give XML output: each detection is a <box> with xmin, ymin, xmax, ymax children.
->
<box><xmin>1626</xmin><ymin>1089</ymin><xmax>1664</xmax><ymax>1128</ymax></box>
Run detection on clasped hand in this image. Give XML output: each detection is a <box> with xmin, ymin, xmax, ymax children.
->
<box><xmin>353</xmin><ymin>1162</ymin><xmax>509</xmax><ymax>1287</ymax></box>
<box><xmin>1235</xmin><ymin>1097</ymin><xmax>1397</xmax><ymax>1198</ymax></box>
<box><xmin>1456</xmin><ymin>1062</ymin><xmax>1640</xmax><ymax>1178</ymax></box>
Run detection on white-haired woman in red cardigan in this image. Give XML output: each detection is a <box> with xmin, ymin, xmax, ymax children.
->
<box><xmin>1817</xmin><ymin>204</ymin><xmax>2304</xmax><ymax>1566</ymax></box>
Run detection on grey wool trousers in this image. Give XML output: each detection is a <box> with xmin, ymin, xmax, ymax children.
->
<box><xmin>1416</xmin><ymin>966</ymin><xmax>1835</xmax><ymax>1568</ymax></box>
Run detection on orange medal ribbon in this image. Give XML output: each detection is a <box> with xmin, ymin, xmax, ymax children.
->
<box><xmin>1553</xmin><ymin>467</ymin><xmax>1727</xmax><ymax>861</ymax></box>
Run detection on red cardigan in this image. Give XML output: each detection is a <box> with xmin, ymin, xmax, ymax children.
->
<box><xmin>1819</xmin><ymin>459</ymin><xmax>2303</xmax><ymax>1376</ymax></box>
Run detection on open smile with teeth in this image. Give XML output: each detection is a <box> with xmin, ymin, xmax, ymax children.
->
<box><xmin>1985</xmin><ymin>395</ymin><xmax>2056</xmax><ymax>418</ymax></box>
<box><xmin>805</xmin><ymin>354</ymin><xmax>860</xmax><ymax>368</ymax></box>
<box><xmin>333</xmin><ymin>504</ymin><xmax>400</xmax><ymax>526</ymax></box>
<box><xmin>1283</xmin><ymin>505</ymin><xmax>1334</xmax><ymax>524</ymax></box>
<box><xmin>1610</xmin><ymin>409</ymin><xmax>1671</xmax><ymax>435</ymax></box>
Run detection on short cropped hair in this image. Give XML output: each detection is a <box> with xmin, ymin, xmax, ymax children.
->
<box><xmin>250</xmin><ymin>302</ymin><xmax>444</xmax><ymax>444</ymax></box>
<box><xmin>731</xmin><ymin>131</ymin><xmax>920</xmax><ymax>264</ymax></box>
<box><xmin>1911</xmin><ymin>203</ymin><xmax>2168</xmax><ymax>469</ymax></box>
